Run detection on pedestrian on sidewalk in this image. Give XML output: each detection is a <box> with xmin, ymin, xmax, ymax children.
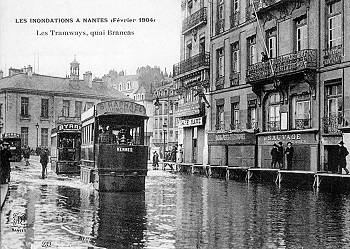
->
<box><xmin>152</xmin><ymin>151</ymin><xmax>159</xmax><ymax>170</ymax></box>
<box><xmin>337</xmin><ymin>141</ymin><xmax>349</xmax><ymax>174</ymax></box>
<box><xmin>285</xmin><ymin>142</ymin><xmax>294</xmax><ymax>170</ymax></box>
<box><xmin>177</xmin><ymin>144</ymin><xmax>183</xmax><ymax>163</ymax></box>
<box><xmin>22</xmin><ymin>145</ymin><xmax>31</xmax><ymax>166</ymax></box>
<box><xmin>277</xmin><ymin>142</ymin><xmax>284</xmax><ymax>169</ymax></box>
<box><xmin>40</xmin><ymin>148</ymin><xmax>49</xmax><ymax>179</ymax></box>
<box><xmin>270</xmin><ymin>143</ymin><xmax>279</xmax><ymax>169</ymax></box>
<box><xmin>1</xmin><ymin>142</ymin><xmax>12</xmax><ymax>183</ymax></box>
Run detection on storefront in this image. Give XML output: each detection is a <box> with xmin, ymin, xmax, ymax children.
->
<box><xmin>208</xmin><ymin>131</ymin><xmax>256</xmax><ymax>167</ymax></box>
<box><xmin>257</xmin><ymin>130</ymin><xmax>319</xmax><ymax>171</ymax></box>
<box><xmin>179</xmin><ymin>115</ymin><xmax>206</xmax><ymax>164</ymax></box>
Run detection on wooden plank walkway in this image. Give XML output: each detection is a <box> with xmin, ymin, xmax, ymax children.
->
<box><xmin>1</xmin><ymin>183</ymin><xmax>9</xmax><ymax>209</ymax></box>
<box><xmin>313</xmin><ymin>173</ymin><xmax>350</xmax><ymax>189</ymax></box>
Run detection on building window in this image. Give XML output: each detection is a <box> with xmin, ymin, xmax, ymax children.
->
<box><xmin>62</xmin><ymin>100</ymin><xmax>70</xmax><ymax>117</ymax></box>
<box><xmin>266</xmin><ymin>93</ymin><xmax>281</xmax><ymax>131</ymax></box>
<box><xmin>84</xmin><ymin>102</ymin><xmax>94</xmax><ymax>111</ymax></box>
<box><xmin>232</xmin><ymin>0</ymin><xmax>239</xmax><ymax>13</ymax></box>
<box><xmin>217</xmin><ymin>48</ymin><xmax>224</xmax><ymax>78</ymax></box>
<box><xmin>0</xmin><ymin>103</ymin><xmax>3</xmax><ymax>119</ymax></box>
<box><xmin>154</xmin><ymin>131</ymin><xmax>158</xmax><ymax>140</ymax></box>
<box><xmin>267</xmin><ymin>28</ymin><xmax>277</xmax><ymax>58</ymax></box>
<box><xmin>292</xmin><ymin>94</ymin><xmax>311</xmax><ymax>129</ymax></box>
<box><xmin>231</xmin><ymin>42</ymin><xmax>240</xmax><ymax>73</ymax></box>
<box><xmin>231</xmin><ymin>102</ymin><xmax>240</xmax><ymax>129</ymax></box>
<box><xmin>170</xmin><ymin>116</ymin><xmax>174</xmax><ymax>128</ymax></box>
<box><xmin>186</xmin><ymin>42</ymin><xmax>192</xmax><ymax>59</ymax></box>
<box><xmin>21</xmin><ymin>127</ymin><xmax>29</xmax><ymax>146</ymax></box>
<box><xmin>40</xmin><ymin>99</ymin><xmax>49</xmax><ymax>118</ymax></box>
<box><xmin>325</xmin><ymin>83</ymin><xmax>342</xmax><ymax>119</ymax></box>
<box><xmin>41</xmin><ymin>128</ymin><xmax>49</xmax><ymax>147</ymax></box>
<box><xmin>119</xmin><ymin>84</ymin><xmax>122</xmax><ymax>91</ymax></box>
<box><xmin>295</xmin><ymin>16</ymin><xmax>308</xmax><ymax>51</ymax></box>
<box><xmin>175</xmin><ymin>131</ymin><xmax>178</xmax><ymax>140</ymax></box>
<box><xmin>199</xmin><ymin>37</ymin><xmax>205</xmax><ymax>54</ymax></box>
<box><xmin>159</xmin><ymin>103</ymin><xmax>163</xmax><ymax>115</ymax></box>
<box><xmin>327</xmin><ymin>1</ymin><xmax>342</xmax><ymax>48</ymax></box>
<box><xmin>216</xmin><ymin>103</ymin><xmax>225</xmax><ymax>130</ymax></box>
<box><xmin>127</xmin><ymin>81</ymin><xmax>131</xmax><ymax>90</ymax></box>
<box><xmin>247</xmin><ymin>99</ymin><xmax>257</xmax><ymax>129</ymax></box>
<box><xmin>248</xmin><ymin>36</ymin><xmax>257</xmax><ymax>65</ymax></box>
<box><xmin>75</xmin><ymin>101</ymin><xmax>82</xmax><ymax>117</ymax></box>
<box><xmin>21</xmin><ymin>97</ymin><xmax>29</xmax><ymax>117</ymax></box>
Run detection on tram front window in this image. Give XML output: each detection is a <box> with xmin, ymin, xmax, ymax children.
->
<box><xmin>58</xmin><ymin>134</ymin><xmax>81</xmax><ymax>161</ymax></box>
<box><xmin>98</xmin><ymin>125</ymin><xmax>142</xmax><ymax>145</ymax></box>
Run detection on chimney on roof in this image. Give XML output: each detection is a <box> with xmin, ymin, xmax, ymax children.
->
<box><xmin>83</xmin><ymin>71</ymin><xmax>93</xmax><ymax>88</ymax></box>
<box><xmin>27</xmin><ymin>65</ymin><xmax>33</xmax><ymax>76</ymax></box>
<box><xmin>0</xmin><ymin>70</ymin><xmax>3</xmax><ymax>79</ymax></box>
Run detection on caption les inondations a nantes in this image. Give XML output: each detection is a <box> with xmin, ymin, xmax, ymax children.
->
<box><xmin>15</xmin><ymin>17</ymin><xmax>156</xmax><ymax>37</ymax></box>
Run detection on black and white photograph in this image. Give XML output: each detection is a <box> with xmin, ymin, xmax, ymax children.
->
<box><xmin>1</xmin><ymin>0</ymin><xmax>350</xmax><ymax>248</ymax></box>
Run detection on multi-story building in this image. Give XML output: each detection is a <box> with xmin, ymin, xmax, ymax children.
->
<box><xmin>153</xmin><ymin>82</ymin><xmax>179</xmax><ymax>159</ymax></box>
<box><xmin>0</xmin><ymin>59</ymin><xmax>129</xmax><ymax>149</ymax></box>
<box><xmin>173</xmin><ymin>0</ymin><xmax>210</xmax><ymax>164</ymax></box>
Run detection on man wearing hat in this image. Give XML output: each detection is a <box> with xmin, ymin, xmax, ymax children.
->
<box><xmin>152</xmin><ymin>151</ymin><xmax>159</xmax><ymax>170</ymax></box>
<box><xmin>277</xmin><ymin>141</ymin><xmax>284</xmax><ymax>169</ymax></box>
<box><xmin>270</xmin><ymin>143</ymin><xmax>279</xmax><ymax>169</ymax></box>
<box><xmin>337</xmin><ymin>141</ymin><xmax>349</xmax><ymax>174</ymax></box>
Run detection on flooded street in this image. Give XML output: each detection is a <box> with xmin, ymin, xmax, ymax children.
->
<box><xmin>2</xmin><ymin>158</ymin><xmax>350</xmax><ymax>249</ymax></box>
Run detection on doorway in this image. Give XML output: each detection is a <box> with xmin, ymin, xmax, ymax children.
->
<box><xmin>325</xmin><ymin>145</ymin><xmax>339</xmax><ymax>173</ymax></box>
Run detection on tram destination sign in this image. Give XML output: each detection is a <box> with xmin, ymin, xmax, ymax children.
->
<box><xmin>58</xmin><ymin>123</ymin><xmax>81</xmax><ymax>132</ymax></box>
<box><xmin>97</xmin><ymin>100</ymin><xmax>146</xmax><ymax>116</ymax></box>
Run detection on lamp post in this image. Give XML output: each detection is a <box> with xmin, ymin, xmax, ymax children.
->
<box><xmin>35</xmin><ymin>123</ymin><xmax>39</xmax><ymax>148</ymax></box>
<box><xmin>163</xmin><ymin>123</ymin><xmax>167</xmax><ymax>161</ymax></box>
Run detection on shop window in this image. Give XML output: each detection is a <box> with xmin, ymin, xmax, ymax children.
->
<box><xmin>266</xmin><ymin>93</ymin><xmax>281</xmax><ymax>131</ymax></box>
<box><xmin>292</xmin><ymin>94</ymin><xmax>311</xmax><ymax>130</ymax></box>
<box><xmin>327</xmin><ymin>1</ymin><xmax>342</xmax><ymax>48</ymax></box>
<box><xmin>295</xmin><ymin>15</ymin><xmax>308</xmax><ymax>51</ymax></box>
<box><xmin>231</xmin><ymin>102</ymin><xmax>240</xmax><ymax>130</ymax></box>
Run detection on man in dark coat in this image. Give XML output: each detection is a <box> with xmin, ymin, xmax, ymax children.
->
<box><xmin>270</xmin><ymin>143</ymin><xmax>279</xmax><ymax>169</ymax></box>
<box><xmin>1</xmin><ymin>142</ymin><xmax>12</xmax><ymax>183</ymax></box>
<box><xmin>285</xmin><ymin>142</ymin><xmax>294</xmax><ymax>170</ymax></box>
<box><xmin>277</xmin><ymin>142</ymin><xmax>284</xmax><ymax>169</ymax></box>
<box><xmin>337</xmin><ymin>141</ymin><xmax>349</xmax><ymax>174</ymax></box>
<box><xmin>152</xmin><ymin>151</ymin><xmax>159</xmax><ymax>170</ymax></box>
<box><xmin>23</xmin><ymin>145</ymin><xmax>31</xmax><ymax>166</ymax></box>
<box><xmin>40</xmin><ymin>148</ymin><xmax>49</xmax><ymax>179</ymax></box>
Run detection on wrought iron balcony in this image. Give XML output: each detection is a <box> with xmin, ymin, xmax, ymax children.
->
<box><xmin>230</xmin><ymin>72</ymin><xmax>240</xmax><ymax>86</ymax></box>
<box><xmin>215</xmin><ymin>77</ymin><xmax>224</xmax><ymax>90</ymax></box>
<box><xmin>323</xmin><ymin>45</ymin><xmax>343</xmax><ymax>67</ymax></box>
<box><xmin>246</xmin><ymin>49</ymin><xmax>317</xmax><ymax>83</ymax></box>
<box><xmin>246</xmin><ymin>121</ymin><xmax>258</xmax><ymax>130</ymax></box>
<box><xmin>230</xmin><ymin>12</ymin><xmax>240</xmax><ymax>28</ymax></box>
<box><xmin>255</xmin><ymin>0</ymin><xmax>285</xmax><ymax>12</ymax></box>
<box><xmin>294</xmin><ymin>119</ymin><xmax>311</xmax><ymax>130</ymax></box>
<box><xmin>173</xmin><ymin>52</ymin><xmax>209</xmax><ymax>78</ymax></box>
<box><xmin>266</xmin><ymin>121</ymin><xmax>281</xmax><ymax>132</ymax></box>
<box><xmin>215</xmin><ymin>122</ymin><xmax>225</xmax><ymax>130</ymax></box>
<box><xmin>182</xmin><ymin>7</ymin><xmax>207</xmax><ymax>34</ymax></box>
<box><xmin>215</xmin><ymin>19</ymin><xmax>225</xmax><ymax>35</ymax></box>
<box><xmin>230</xmin><ymin>121</ymin><xmax>241</xmax><ymax>130</ymax></box>
<box><xmin>322</xmin><ymin>114</ymin><xmax>343</xmax><ymax>135</ymax></box>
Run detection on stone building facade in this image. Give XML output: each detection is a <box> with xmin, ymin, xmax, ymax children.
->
<box><xmin>0</xmin><ymin>59</ymin><xmax>129</xmax><ymax>149</ymax></box>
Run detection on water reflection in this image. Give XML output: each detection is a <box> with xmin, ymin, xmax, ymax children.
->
<box><xmin>2</xmin><ymin>167</ymin><xmax>350</xmax><ymax>248</ymax></box>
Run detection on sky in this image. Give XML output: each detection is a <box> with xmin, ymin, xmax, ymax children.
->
<box><xmin>0</xmin><ymin>0</ymin><xmax>181</xmax><ymax>78</ymax></box>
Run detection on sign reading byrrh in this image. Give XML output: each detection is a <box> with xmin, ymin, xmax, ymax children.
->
<box><xmin>58</xmin><ymin>123</ymin><xmax>81</xmax><ymax>132</ymax></box>
<box><xmin>96</xmin><ymin>100</ymin><xmax>146</xmax><ymax>116</ymax></box>
<box><xmin>179</xmin><ymin>117</ymin><xmax>203</xmax><ymax>127</ymax></box>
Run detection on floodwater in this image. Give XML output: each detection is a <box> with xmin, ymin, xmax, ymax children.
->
<box><xmin>1</xmin><ymin>159</ymin><xmax>350</xmax><ymax>249</ymax></box>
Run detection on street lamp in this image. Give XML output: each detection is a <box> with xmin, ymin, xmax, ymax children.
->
<box><xmin>163</xmin><ymin>123</ymin><xmax>167</xmax><ymax>160</ymax></box>
<box><xmin>35</xmin><ymin>123</ymin><xmax>39</xmax><ymax>148</ymax></box>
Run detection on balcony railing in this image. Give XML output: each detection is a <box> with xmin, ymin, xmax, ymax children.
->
<box><xmin>230</xmin><ymin>121</ymin><xmax>241</xmax><ymax>130</ymax></box>
<box><xmin>173</xmin><ymin>52</ymin><xmax>210</xmax><ymax>77</ymax></box>
<box><xmin>215</xmin><ymin>77</ymin><xmax>225</xmax><ymax>90</ymax></box>
<box><xmin>246</xmin><ymin>121</ymin><xmax>258</xmax><ymax>130</ymax></box>
<box><xmin>322</xmin><ymin>114</ymin><xmax>343</xmax><ymax>135</ymax></box>
<box><xmin>215</xmin><ymin>122</ymin><xmax>225</xmax><ymax>130</ymax></box>
<box><xmin>323</xmin><ymin>45</ymin><xmax>343</xmax><ymax>67</ymax></box>
<box><xmin>266</xmin><ymin>121</ymin><xmax>281</xmax><ymax>132</ymax></box>
<box><xmin>294</xmin><ymin>119</ymin><xmax>311</xmax><ymax>130</ymax></box>
<box><xmin>182</xmin><ymin>7</ymin><xmax>207</xmax><ymax>34</ymax></box>
<box><xmin>215</xmin><ymin>19</ymin><xmax>225</xmax><ymax>35</ymax></box>
<box><xmin>246</xmin><ymin>49</ymin><xmax>317</xmax><ymax>83</ymax></box>
<box><xmin>256</xmin><ymin>0</ymin><xmax>285</xmax><ymax>12</ymax></box>
<box><xmin>230</xmin><ymin>12</ymin><xmax>240</xmax><ymax>28</ymax></box>
<box><xmin>230</xmin><ymin>72</ymin><xmax>240</xmax><ymax>86</ymax></box>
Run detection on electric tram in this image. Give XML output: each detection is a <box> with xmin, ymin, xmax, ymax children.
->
<box><xmin>2</xmin><ymin>133</ymin><xmax>22</xmax><ymax>162</ymax></box>
<box><xmin>80</xmin><ymin>99</ymin><xmax>148</xmax><ymax>192</ymax></box>
<box><xmin>50</xmin><ymin>118</ymin><xmax>81</xmax><ymax>174</ymax></box>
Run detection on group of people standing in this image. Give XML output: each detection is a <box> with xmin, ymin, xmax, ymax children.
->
<box><xmin>152</xmin><ymin>144</ymin><xmax>184</xmax><ymax>170</ymax></box>
<box><xmin>270</xmin><ymin>142</ymin><xmax>294</xmax><ymax>170</ymax></box>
